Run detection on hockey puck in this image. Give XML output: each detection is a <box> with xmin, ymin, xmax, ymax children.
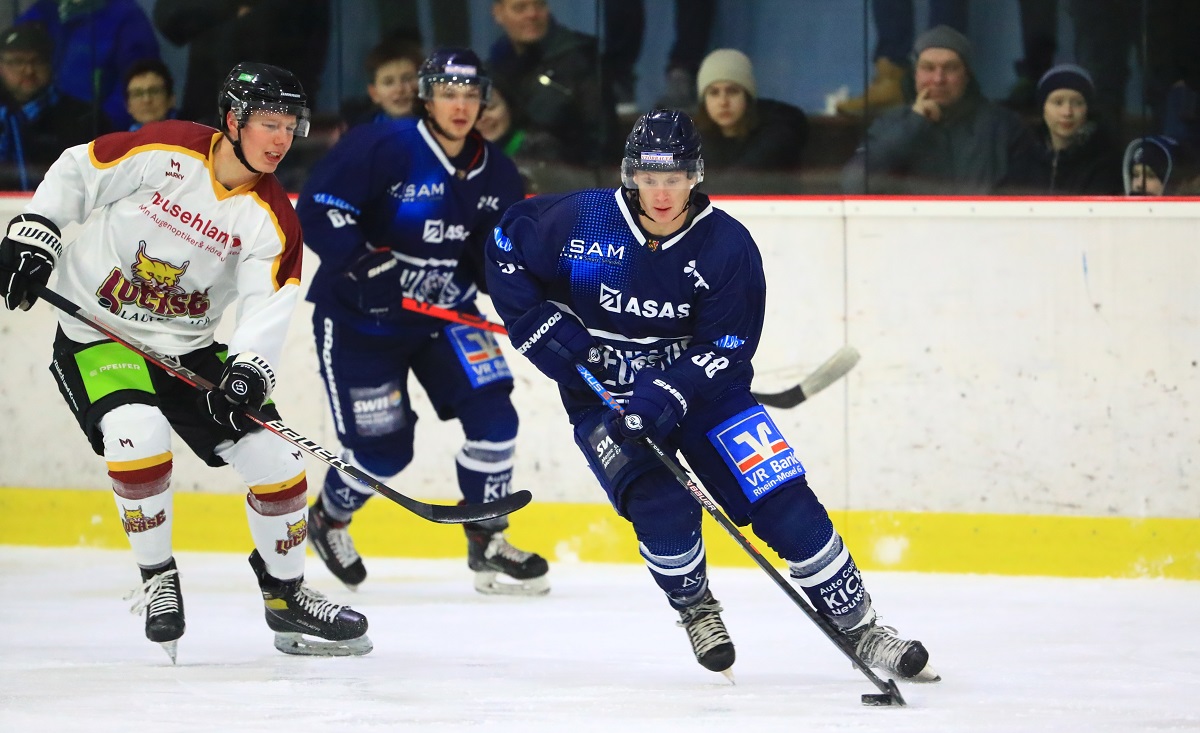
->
<box><xmin>861</xmin><ymin>693</ymin><xmax>897</xmax><ymax>706</ymax></box>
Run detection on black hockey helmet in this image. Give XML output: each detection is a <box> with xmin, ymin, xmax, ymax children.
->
<box><xmin>218</xmin><ymin>62</ymin><xmax>311</xmax><ymax>138</ymax></box>
<box><xmin>417</xmin><ymin>47</ymin><xmax>492</xmax><ymax>104</ymax></box>
<box><xmin>621</xmin><ymin>108</ymin><xmax>704</xmax><ymax>188</ymax></box>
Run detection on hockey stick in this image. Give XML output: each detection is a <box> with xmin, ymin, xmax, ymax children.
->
<box><xmin>751</xmin><ymin>345</ymin><xmax>861</xmax><ymax>409</ymax></box>
<box><xmin>400</xmin><ymin>297</ymin><xmax>508</xmax><ymax>334</ymax></box>
<box><xmin>32</xmin><ymin>284</ymin><xmax>531</xmax><ymax>525</ymax></box>
<box><xmin>576</xmin><ymin>364</ymin><xmax>905</xmax><ymax>707</ymax></box>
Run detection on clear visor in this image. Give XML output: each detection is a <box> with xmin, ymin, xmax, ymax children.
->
<box><xmin>621</xmin><ymin>158</ymin><xmax>704</xmax><ymax>189</ymax></box>
<box><xmin>418</xmin><ymin>76</ymin><xmax>492</xmax><ymax>104</ymax></box>
<box><xmin>237</xmin><ymin>102</ymin><xmax>311</xmax><ymax>137</ymax></box>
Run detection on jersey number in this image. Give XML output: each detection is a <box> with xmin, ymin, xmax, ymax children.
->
<box><xmin>326</xmin><ymin>209</ymin><xmax>357</xmax><ymax>228</ymax></box>
<box><xmin>691</xmin><ymin>351</ymin><xmax>729</xmax><ymax>378</ymax></box>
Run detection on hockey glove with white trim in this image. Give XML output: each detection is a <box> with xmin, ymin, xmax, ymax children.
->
<box><xmin>199</xmin><ymin>352</ymin><xmax>276</xmax><ymax>433</ymax></box>
<box><xmin>605</xmin><ymin>368</ymin><xmax>692</xmax><ymax>445</ymax></box>
<box><xmin>335</xmin><ymin>247</ymin><xmax>405</xmax><ymax>319</ymax></box>
<box><xmin>0</xmin><ymin>213</ymin><xmax>62</xmax><ymax>311</ymax></box>
<box><xmin>509</xmin><ymin>301</ymin><xmax>603</xmax><ymax>386</ymax></box>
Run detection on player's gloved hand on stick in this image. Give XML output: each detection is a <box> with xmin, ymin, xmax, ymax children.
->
<box><xmin>509</xmin><ymin>301</ymin><xmax>604</xmax><ymax>385</ymax></box>
<box><xmin>199</xmin><ymin>352</ymin><xmax>275</xmax><ymax>433</ymax></box>
<box><xmin>0</xmin><ymin>213</ymin><xmax>62</xmax><ymax>311</ymax></box>
<box><xmin>605</xmin><ymin>368</ymin><xmax>692</xmax><ymax>445</ymax></box>
<box><xmin>335</xmin><ymin>247</ymin><xmax>405</xmax><ymax>319</ymax></box>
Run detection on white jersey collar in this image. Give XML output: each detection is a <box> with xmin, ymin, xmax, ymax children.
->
<box><xmin>613</xmin><ymin>188</ymin><xmax>712</xmax><ymax>251</ymax></box>
<box><xmin>417</xmin><ymin>119</ymin><xmax>489</xmax><ymax>180</ymax></box>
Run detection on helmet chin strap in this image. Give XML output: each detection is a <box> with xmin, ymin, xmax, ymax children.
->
<box><xmin>225</xmin><ymin>118</ymin><xmax>260</xmax><ymax>175</ymax></box>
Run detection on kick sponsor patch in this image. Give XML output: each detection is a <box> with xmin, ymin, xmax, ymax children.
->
<box><xmin>447</xmin><ymin>323</ymin><xmax>511</xmax><ymax>388</ymax></box>
<box><xmin>707</xmin><ymin>406</ymin><xmax>804</xmax><ymax>503</ymax></box>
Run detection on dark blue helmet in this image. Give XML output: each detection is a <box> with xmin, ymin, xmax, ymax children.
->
<box><xmin>621</xmin><ymin>108</ymin><xmax>704</xmax><ymax>188</ymax></box>
<box><xmin>418</xmin><ymin>47</ymin><xmax>492</xmax><ymax>104</ymax></box>
<box><xmin>218</xmin><ymin>62</ymin><xmax>310</xmax><ymax>137</ymax></box>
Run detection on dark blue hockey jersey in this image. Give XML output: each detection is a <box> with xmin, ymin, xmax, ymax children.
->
<box><xmin>487</xmin><ymin>188</ymin><xmax>766</xmax><ymax>403</ymax></box>
<box><xmin>298</xmin><ymin>118</ymin><xmax>524</xmax><ymax>333</ymax></box>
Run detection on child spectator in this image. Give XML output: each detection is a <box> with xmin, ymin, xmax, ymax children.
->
<box><xmin>339</xmin><ymin>36</ymin><xmax>425</xmax><ymax>129</ymax></box>
<box><xmin>1022</xmin><ymin>64</ymin><xmax>1123</xmax><ymax>194</ymax></box>
<box><xmin>692</xmin><ymin>49</ymin><xmax>807</xmax><ymax>174</ymax></box>
<box><xmin>1123</xmin><ymin>134</ymin><xmax>1184</xmax><ymax>195</ymax></box>
<box><xmin>123</xmin><ymin>58</ymin><xmax>177</xmax><ymax>131</ymax></box>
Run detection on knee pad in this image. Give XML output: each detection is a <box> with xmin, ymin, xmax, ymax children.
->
<box><xmin>748</xmin><ymin>477</ymin><xmax>834</xmax><ymax>562</ymax></box>
<box><xmin>349</xmin><ymin>443</ymin><xmax>413</xmax><ymax>479</ymax></box>
<box><xmin>624</xmin><ymin>478</ymin><xmax>702</xmax><ymax>554</ymax></box>
<box><xmin>100</xmin><ymin>404</ymin><xmax>172</xmax><ymax>462</ymax></box>
<box><xmin>217</xmin><ymin>428</ymin><xmax>307</xmax><ymax>488</ymax></box>
<box><xmin>455</xmin><ymin>389</ymin><xmax>518</xmax><ymax>443</ymax></box>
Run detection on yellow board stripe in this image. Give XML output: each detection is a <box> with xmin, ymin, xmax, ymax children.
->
<box><xmin>1</xmin><ymin>487</ymin><xmax>1196</xmax><ymax>579</ymax></box>
<box><xmin>106</xmin><ymin>452</ymin><xmax>173</xmax><ymax>473</ymax></box>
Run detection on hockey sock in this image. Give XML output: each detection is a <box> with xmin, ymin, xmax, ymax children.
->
<box><xmin>787</xmin><ymin>532</ymin><xmax>872</xmax><ymax>630</ymax></box>
<box><xmin>641</xmin><ymin>535</ymin><xmax>709</xmax><ymax>609</ymax></box>
<box><xmin>456</xmin><ymin>438</ymin><xmax>516</xmax><ymax>532</ymax></box>
<box><xmin>101</xmin><ymin>404</ymin><xmax>175</xmax><ymax>568</ymax></box>
<box><xmin>219</xmin><ymin>429</ymin><xmax>310</xmax><ymax>581</ymax></box>
<box><xmin>320</xmin><ymin>451</ymin><xmax>382</xmax><ymax>522</ymax></box>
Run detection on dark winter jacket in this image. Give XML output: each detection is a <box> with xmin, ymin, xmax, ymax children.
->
<box><xmin>488</xmin><ymin>19</ymin><xmax>618</xmax><ymax>165</ymax></box>
<box><xmin>700</xmin><ymin>98</ymin><xmax>808</xmax><ymax>173</ymax></box>
<box><xmin>1019</xmin><ymin>122</ymin><xmax>1125</xmax><ymax>195</ymax></box>
<box><xmin>153</xmin><ymin>0</ymin><xmax>330</xmax><ymax>125</ymax></box>
<box><xmin>0</xmin><ymin>86</ymin><xmax>109</xmax><ymax>191</ymax></box>
<box><xmin>841</xmin><ymin>76</ymin><xmax>1038</xmax><ymax>195</ymax></box>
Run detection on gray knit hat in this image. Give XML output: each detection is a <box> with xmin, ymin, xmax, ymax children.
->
<box><xmin>913</xmin><ymin>25</ymin><xmax>972</xmax><ymax>69</ymax></box>
<box><xmin>696</xmin><ymin>48</ymin><xmax>757</xmax><ymax>100</ymax></box>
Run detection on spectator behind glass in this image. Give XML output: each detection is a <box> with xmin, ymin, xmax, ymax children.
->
<box><xmin>475</xmin><ymin>83</ymin><xmax>562</xmax><ymax>162</ymax></box>
<box><xmin>1021</xmin><ymin>64</ymin><xmax>1123</xmax><ymax>194</ymax></box>
<box><xmin>1123</xmin><ymin>134</ymin><xmax>1189</xmax><ymax>195</ymax></box>
<box><xmin>692</xmin><ymin>49</ymin><xmax>807</xmax><ymax>176</ymax></box>
<box><xmin>0</xmin><ymin>22</ymin><xmax>110</xmax><ymax>191</ymax></box>
<box><xmin>153</xmin><ymin>0</ymin><xmax>330</xmax><ymax>126</ymax></box>
<box><xmin>841</xmin><ymin>25</ymin><xmax>1036</xmax><ymax>195</ymax></box>
<box><xmin>17</xmin><ymin>0</ymin><xmax>160</xmax><ymax>132</ymax></box>
<box><xmin>339</xmin><ymin>36</ymin><xmax>425</xmax><ymax>131</ymax></box>
<box><xmin>488</xmin><ymin>0</ymin><xmax>619</xmax><ymax>165</ymax></box>
<box><xmin>123</xmin><ymin>58</ymin><xmax>177</xmax><ymax>131</ymax></box>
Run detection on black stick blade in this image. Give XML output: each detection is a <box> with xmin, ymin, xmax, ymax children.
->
<box><xmin>422</xmin><ymin>489</ymin><xmax>533</xmax><ymax>524</ymax></box>
<box><xmin>861</xmin><ymin>678</ymin><xmax>907</xmax><ymax>707</ymax></box>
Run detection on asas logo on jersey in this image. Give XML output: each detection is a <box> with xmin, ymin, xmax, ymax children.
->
<box><xmin>599</xmin><ymin>283</ymin><xmax>691</xmax><ymax>319</ymax></box>
<box><xmin>567</xmin><ymin>239</ymin><xmax>625</xmax><ymax>261</ymax></box>
<box><xmin>275</xmin><ymin>518</ymin><xmax>307</xmax><ymax>555</ymax></box>
<box><xmin>709</xmin><ymin>407</ymin><xmax>804</xmax><ymax>503</ymax></box>
<box><xmin>423</xmin><ymin>219</ymin><xmax>470</xmax><ymax>243</ymax></box>
<box><xmin>389</xmin><ymin>180</ymin><xmax>445</xmax><ymax>203</ymax></box>
<box><xmin>96</xmin><ymin>241</ymin><xmax>212</xmax><ymax>319</ymax></box>
<box><xmin>121</xmin><ymin>505</ymin><xmax>167</xmax><ymax>534</ymax></box>
<box><xmin>448</xmin><ymin>324</ymin><xmax>512</xmax><ymax>388</ymax></box>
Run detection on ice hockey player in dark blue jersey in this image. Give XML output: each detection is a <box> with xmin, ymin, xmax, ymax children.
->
<box><xmin>486</xmin><ymin>109</ymin><xmax>940</xmax><ymax>681</ymax></box>
<box><xmin>296</xmin><ymin>48</ymin><xmax>549</xmax><ymax>596</ymax></box>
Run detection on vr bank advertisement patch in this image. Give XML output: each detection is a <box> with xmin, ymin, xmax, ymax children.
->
<box><xmin>447</xmin><ymin>324</ymin><xmax>511</xmax><ymax>388</ymax></box>
<box><xmin>708</xmin><ymin>406</ymin><xmax>804</xmax><ymax>503</ymax></box>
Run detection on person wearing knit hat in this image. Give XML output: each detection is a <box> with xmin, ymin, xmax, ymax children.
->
<box><xmin>1015</xmin><ymin>62</ymin><xmax>1123</xmax><ymax>194</ymax></box>
<box><xmin>912</xmin><ymin>24</ymin><xmax>973</xmax><ymax>70</ymax></box>
<box><xmin>692</xmin><ymin>48</ymin><xmax>807</xmax><ymax>182</ymax></box>
<box><xmin>910</xmin><ymin>24</ymin><xmax>974</xmax><ymax>121</ymax></box>
<box><xmin>1123</xmin><ymin>135</ymin><xmax>1179</xmax><ymax>195</ymax></box>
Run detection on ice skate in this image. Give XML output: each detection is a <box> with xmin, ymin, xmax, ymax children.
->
<box><xmin>677</xmin><ymin>589</ymin><xmax>736</xmax><ymax>681</ymax></box>
<box><xmin>308</xmin><ymin>495</ymin><xmax>366</xmax><ymax>590</ymax></box>
<box><xmin>847</xmin><ymin>617</ymin><xmax>940</xmax><ymax>682</ymax></box>
<box><xmin>126</xmin><ymin>558</ymin><xmax>185</xmax><ymax>664</ymax></box>
<box><xmin>248</xmin><ymin>550</ymin><xmax>372</xmax><ymax>657</ymax></box>
<box><xmin>465</xmin><ymin>522</ymin><xmax>550</xmax><ymax>596</ymax></box>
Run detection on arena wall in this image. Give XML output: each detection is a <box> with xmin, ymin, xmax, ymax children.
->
<box><xmin>2</xmin><ymin>194</ymin><xmax>1196</xmax><ymax>579</ymax></box>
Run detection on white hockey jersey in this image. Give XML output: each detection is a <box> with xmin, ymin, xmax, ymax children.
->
<box><xmin>28</xmin><ymin>120</ymin><xmax>304</xmax><ymax>369</ymax></box>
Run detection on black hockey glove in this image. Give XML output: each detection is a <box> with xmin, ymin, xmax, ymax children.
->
<box><xmin>199</xmin><ymin>352</ymin><xmax>276</xmax><ymax>433</ymax></box>
<box><xmin>509</xmin><ymin>301</ymin><xmax>603</xmax><ymax>386</ymax></box>
<box><xmin>335</xmin><ymin>248</ymin><xmax>406</xmax><ymax>319</ymax></box>
<box><xmin>0</xmin><ymin>213</ymin><xmax>62</xmax><ymax>311</ymax></box>
<box><xmin>604</xmin><ymin>368</ymin><xmax>692</xmax><ymax>445</ymax></box>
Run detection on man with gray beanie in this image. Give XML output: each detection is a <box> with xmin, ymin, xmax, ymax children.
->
<box><xmin>842</xmin><ymin>25</ymin><xmax>1037</xmax><ymax>194</ymax></box>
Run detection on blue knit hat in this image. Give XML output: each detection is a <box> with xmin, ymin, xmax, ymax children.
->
<box><xmin>1037</xmin><ymin>63</ymin><xmax>1096</xmax><ymax>110</ymax></box>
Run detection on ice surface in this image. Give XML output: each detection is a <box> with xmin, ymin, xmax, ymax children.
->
<box><xmin>1</xmin><ymin>547</ymin><xmax>1197</xmax><ymax>733</ymax></box>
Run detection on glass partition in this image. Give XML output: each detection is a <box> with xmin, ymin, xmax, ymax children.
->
<box><xmin>2</xmin><ymin>0</ymin><xmax>1195</xmax><ymax>196</ymax></box>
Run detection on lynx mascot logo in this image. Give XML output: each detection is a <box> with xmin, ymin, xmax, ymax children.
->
<box><xmin>275</xmin><ymin>518</ymin><xmax>308</xmax><ymax>555</ymax></box>
<box><xmin>96</xmin><ymin>241</ymin><xmax>212</xmax><ymax>317</ymax></box>
<box><xmin>122</xmin><ymin>505</ymin><xmax>167</xmax><ymax>534</ymax></box>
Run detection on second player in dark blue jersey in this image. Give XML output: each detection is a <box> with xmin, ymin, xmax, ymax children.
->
<box><xmin>296</xmin><ymin>49</ymin><xmax>549</xmax><ymax>596</ymax></box>
<box><xmin>486</xmin><ymin>109</ymin><xmax>939</xmax><ymax>682</ymax></box>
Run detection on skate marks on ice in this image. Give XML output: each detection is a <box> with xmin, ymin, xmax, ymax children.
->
<box><xmin>1</xmin><ymin>547</ymin><xmax>1199</xmax><ymax>733</ymax></box>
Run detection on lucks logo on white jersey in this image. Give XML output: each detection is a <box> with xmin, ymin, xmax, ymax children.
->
<box><xmin>598</xmin><ymin>283</ymin><xmax>691</xmax><ymax>319</ymax></box>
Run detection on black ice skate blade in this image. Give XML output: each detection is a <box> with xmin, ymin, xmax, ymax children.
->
<box><xmin>861</xmin><ymin>679</ymin><xmax>906</xmax><ymax>707</ymax></box>
<box><xmin>273</xmin><ymin>632</ymin><xmax>373</xmax><ymax>657</ymax></box>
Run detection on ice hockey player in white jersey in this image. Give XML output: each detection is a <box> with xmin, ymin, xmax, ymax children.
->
<box><xmin>0</xmin><ymin>63</ymin><xmax>371</xmax><ymax>662</ymax></box>
<box><xmin>486</xmin><ymin>109</ymin><xmax>939</xmax><ymax>683</ymax></box>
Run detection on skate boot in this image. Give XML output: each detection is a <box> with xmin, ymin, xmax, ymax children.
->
<box><xmin>248</xmin><ymin>550</ymin><xmax>372</xmax><ymax>657</ymax></box>
<box><xmin>464</xmin><ymin>521</ymin><xmax>550</xmax><ymax>596</ymax></box>
<box><xmin>847</xmin><ymin>617</ymin><xmax>940</xmax><ymax>682</ymax></box>
<box><xmin>677</xmin><ymin>589</ymin><xmax>736</xmax><ymax>680</ymax></box>
<box><xmin>125</xmin><ymin>558</ymin><xmax>185</xmax><ymax>664</ymax></box>
<box><xmin>308</xmin><ymin>495</ymin><xmax>366</xmax><ymax>590</ymax></box>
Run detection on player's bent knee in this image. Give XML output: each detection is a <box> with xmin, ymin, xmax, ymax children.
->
<box><xmin>218</xmin><ymin>428</ymin><xmax>307</xmax><ymax>486</ymax></box>
<box><xmin>624</xmin><ymin>478</ymin><xmax>702</xmax><ymax>546</ymax></box>
<box><xmin>350</xmin><ymin>444</ymin><xmax>413</xmax><ymax>479</ymax></box>
<box><xmin>99</xmin><ymin>403</ymin><xmax>171</xmax><ymax>460</ymax></box>
<box><xmin>455</xmin><ymin>390</ymin><xmax>518</xmax><ymax>442</ymax></box>
<box><xmin>748</xmin><ymin>477</ymin><xmax>836</xmax><ymax>561</ymax></box>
